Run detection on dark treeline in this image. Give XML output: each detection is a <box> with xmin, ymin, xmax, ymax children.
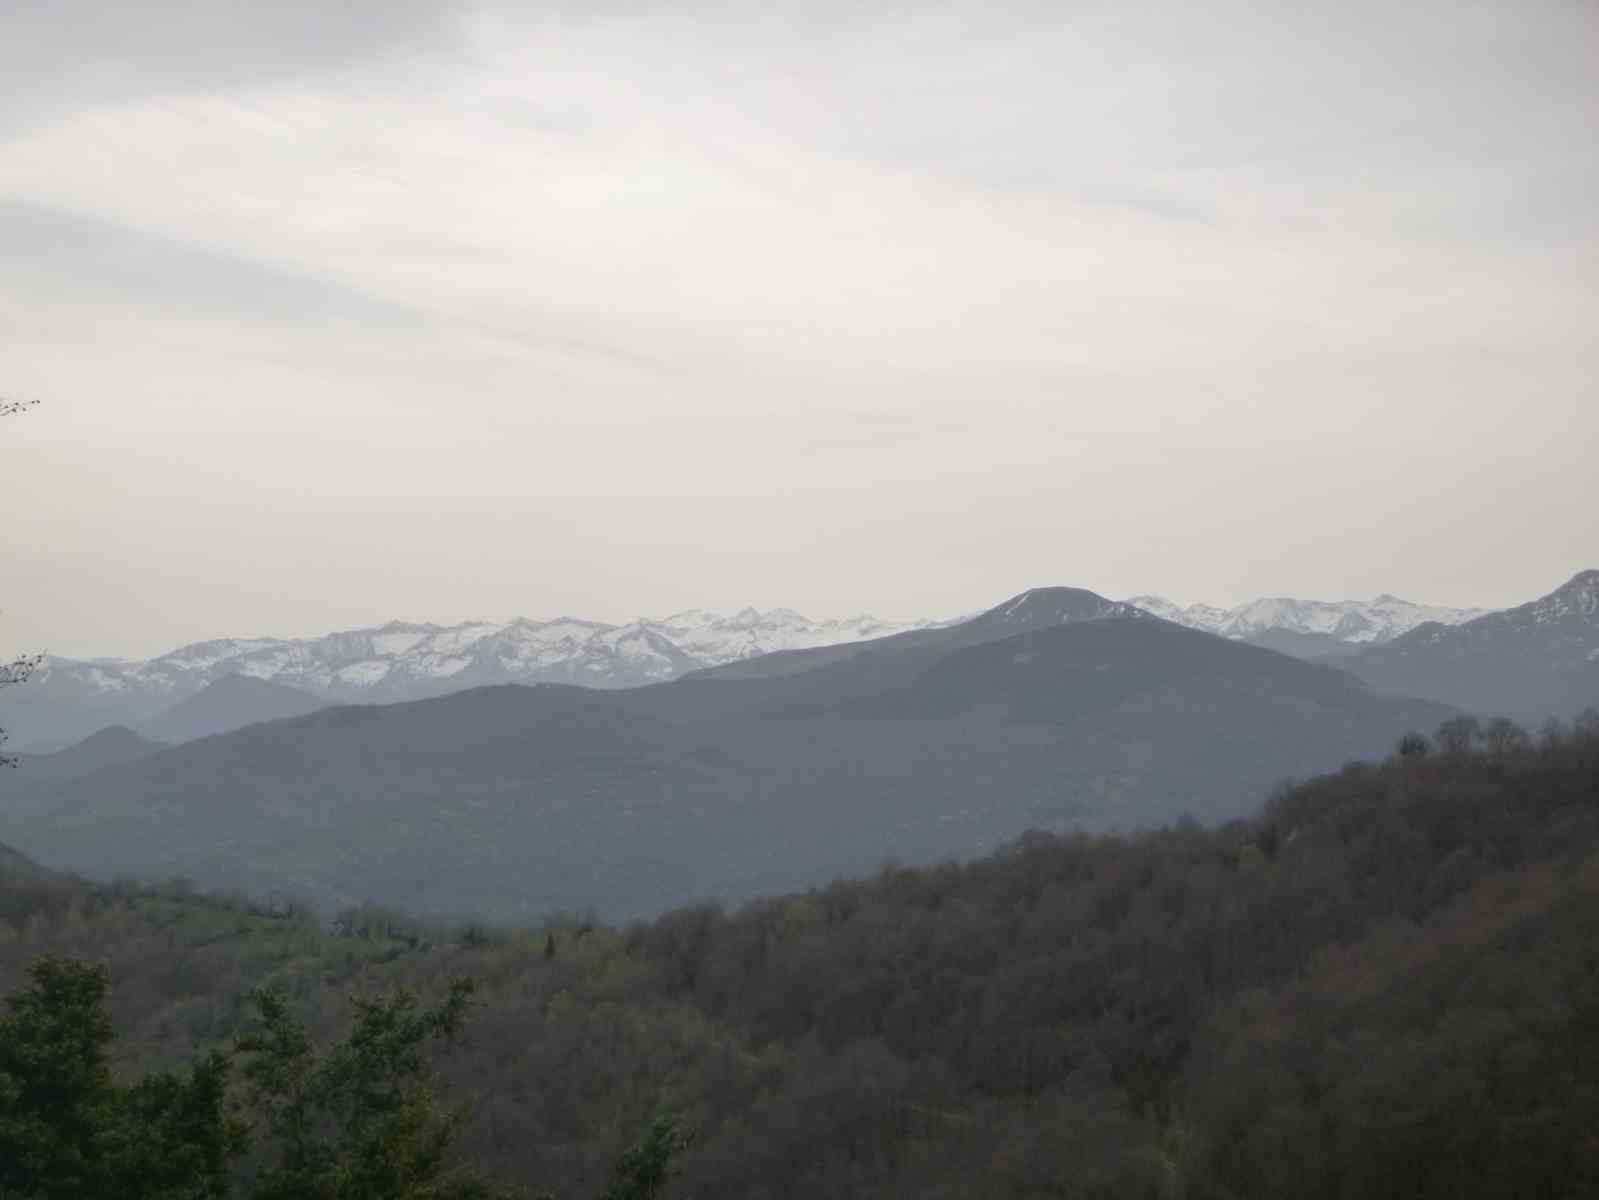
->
<box><xmin>2</xmin><ymin>711</ymin><xmax>1597</xmax><ymax>1198</ymax></box>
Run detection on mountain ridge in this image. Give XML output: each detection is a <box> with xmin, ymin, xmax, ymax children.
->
<box><xmin>9</xmin><ymin>724</ymin><xmax>166</xmax><ymax>783</ymax></box>
<box><xmin>5</xmin><ymin>608</ymin><xmax>953</xmax><ymax>745</ymax></box>
<box><xmin>146</xmin><ymin>674</ymin><xmax>327</xmax><ymax>743</ymax></box>
<box><xmin>1</xmin><ymin>586</ymin><xmax>1453</xmax><ymax>921</ymax></box>
<box><xmin>3</xmin><ymin>585</ymin><xmax>1503</xmax><ymax>746</ymax></box>
<box><xmin>1343</xmin><ymin>569</ymin><xmax>1599</xmax><ymax>721</ymax></box>
<box><xmin>1129</xmin><ymin>591</ymin><xmax>1492</xmax><ymax>649</ymax></box>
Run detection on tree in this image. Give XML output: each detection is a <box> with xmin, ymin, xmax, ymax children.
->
<box><xmin>1435</xmin><ymin>715</ymin><xmax>1482</xmax><ymax>755</ymax></box>
<box><xmin>0</xmin><ymin>653</ymin><xmax>42</xmax><ymax>768</ymax></box>
<box><xmin>1481</xmin><ymin>716</ymin><xmax>1529</xmax><ymax>756</ymax></box>
<box><xmin>597</xmin><ymin>1116</ymin><xmax>693</xmax><ymax>1200</ymax></box>
<box><xmin>236</xmin><ymin>978</ymin><xmax>517</xmax><ymax>1200</ymax></box>
<box><xmin>1</xmin><ymin>956</ymin><xmax>694</xmax><ymax>1200</ymax></box>
<box><xmin>0</xmin><ymin>956</ymin><xmax>244</xmax><ymax>1200</ymax></box>
<box><xmin>1396</xmin><ymin>731</ymin><xmax>1430</xmax><ymax>758</ymax></box>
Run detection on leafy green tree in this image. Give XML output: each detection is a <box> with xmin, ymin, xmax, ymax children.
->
<box><xmin>236</xmin><ymin>977</ymin><xmax>516</xmax><ymax>1200</ymax></box>
<box><xmin>597</xmin><ymin>1115</ymin><xmax>692</xmax><ymax>1200</ymax></box>
<box><xmin>0</xmin><ymin>956</ymin><xmax>243</xmax><ymax>1200</ymax></box>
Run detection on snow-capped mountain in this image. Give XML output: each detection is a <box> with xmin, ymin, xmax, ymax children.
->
<box><xmin>0</xmin><ymin>586</ymin><xmax>1517</xmax><ymax>747</ymax></box>
<box><xmin>23</xmin><ymin>608</ymin><xmax>953</xmax><ymax>720</ymax></box>
<box><xmin>981</xmin><ymin>588</ymin><xmax>1149</xmax><ymax>631</ymax></box>
<box><xmin>1345</xmin><ymin>569</ymin><xmax>1599</xmax><ymax>721</ymax></box>
<box><xmin>1128</xmin><ymin>593</ymin><xmax>1492</xmax><ymax>650</ymax></box>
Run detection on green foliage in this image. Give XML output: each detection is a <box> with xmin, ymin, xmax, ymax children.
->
<box><xmin>0</xmin><ymin>956</ymin><xmax>243</xmax><ymax>1200</ymax></box>
<box><xmin>597</xmin><ymin>1116</ymin><xmax>692</xmax><ymax>1200</ymax></box>
<box><xmin>236</xmin><ymin>977</ymin><xmax>514</xmax><ymax>1200</ymax></box>
<box><xmin>1</xmin><ymin>720</ymin><xmax>1595</xmax><ymax>1197</ymax></box>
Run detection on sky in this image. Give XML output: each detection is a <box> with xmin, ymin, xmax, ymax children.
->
<box><xmin>3</xmin><ymin>0</ymin><xmax>1596</xmax><ymax>659</ymax></box>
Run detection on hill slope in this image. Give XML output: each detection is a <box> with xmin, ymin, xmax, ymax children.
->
<box><xmin>146</xmin><ymin>674</ymin><xmax>327</xmax><ymax>743</ymax></box>
<box><xmin>10</xmin><ymin>725</ymin><xmax>165</xmax><ymax>782</ymax></box>
<box><xmin>0</xmin><ymin>588</ymin><xmax>1451</xmax><ymax>920</ymax></box>
<box><xmin>1345</xmin><ymin>569</ymin><xmax>1599</xmax><ymax>720</ymax></box>
<box><xmin>2</xmin><ymin>725</ymin><xmax>1595</xmax><ymax>1199</ymax></box>
<box><xmin>0</xmin><ymin>839</ymin><xmax>47</xmax><ymax>880</ymax></box>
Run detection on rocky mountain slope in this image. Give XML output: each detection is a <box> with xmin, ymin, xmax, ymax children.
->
<box><xmin>1344</xmin><ymin>569</ymin><xmax>1599</xmax><ymax>721</ymax></box>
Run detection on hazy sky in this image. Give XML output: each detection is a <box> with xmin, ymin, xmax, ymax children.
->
<box><xmin>4</xmin><ymin>0</ymin><xmax>1596</xmax><ymax>658</ymax></box>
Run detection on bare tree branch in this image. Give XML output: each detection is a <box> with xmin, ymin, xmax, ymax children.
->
<box><xmin>2</xmin><ymin>397</ymin><xmax>40</xmax><ymax>765</ymax></box>
<box><xmin>0</xmin><ymin>658</ymin><xmax>41</xmax><ymax>768</ymax></box>
<box><xmin>0</xmin><ymin>655</ymin><xmax>42</xmax><ymax>689</ymax></box>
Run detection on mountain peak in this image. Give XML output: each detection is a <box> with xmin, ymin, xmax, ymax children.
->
<box><xmin>1530</xmin><ymin>569</ymin><xmax>1599</xmax><ymax>620</ymax></box>
<box><xmin>1137</xmin><ymin>591</ymin><xmax>1492</xmax><ymax>647</ymax></box>
<box><xmin>982</xmin><ymin>587</ymin><xmax>1145</xmax><ymax>629</ymax></box>
<box><xmin>75</xmin><ymin>724</ymin><xmax>152</xmax><ymax>751</ymax></box>
<box><xmin>1560</xmin><ymin>569</ymin><xmax>1599</xmax><ymax>592</ymax></box>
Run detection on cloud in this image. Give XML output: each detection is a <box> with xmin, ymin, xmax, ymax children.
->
<box><xmin>0</xmin><ymin>0</ymin><xmax>465</xmax><ymax>131</ymax></box>
<box><xmin>0</xmin><ymin>200</ymin><xmax>421</xmax><ymax>324</ymax></box>
<box><xmin>1</xmin><ymin>0</ymin><xmax>1595</xmax><ymax>654</ymax></box>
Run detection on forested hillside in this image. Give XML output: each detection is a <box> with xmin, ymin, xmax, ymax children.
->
<box><xmin>3</xmin><ymin>712</ymin><xmax>1596</xmax><ymax>1198</ymax></box>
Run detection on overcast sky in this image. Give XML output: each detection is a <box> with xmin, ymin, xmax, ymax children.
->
<box><xmin>3</xmin><ymin>0</ymin><xmax>1596</xmax><ymax>658</ymax></box>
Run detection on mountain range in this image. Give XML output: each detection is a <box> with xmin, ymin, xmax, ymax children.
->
<box><xmin>0</xmin><ymin>585</ymin><xmax>1454</xmax><ymax>921</ymax></box>
<box><xmin>2</xmin><ymin>608</ymin><xmax>949</xmax><ymax>747</ymax></box>
<box><xmin>1129</xmin><ymin>592</ymin><xmax>1492</xmax><ymax>658</ymax></box>
<box><xmin>1343</xmin><ymin>569</ymin><xmax>1599</xmax><ymax>723</ymax></box>
<box><xmin>3</xmin><ymin>590</ymin><xmax>1493</xmax><ymax>747</ymax></box>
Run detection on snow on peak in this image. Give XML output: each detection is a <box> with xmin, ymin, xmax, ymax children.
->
<box><xmin>45</xmin><ymin>605</ymin><xmax>954</xmax><ymax>702</ymax></box>
<box><xmin>1519</xmin><ymin>569</ymin><xmax>1599</xmax><ymax>623</ymax></box>
<box><xmin>1130</xmin><ymin>592</ymin><xmax>1493</xmax><ymax>644</ymax></box>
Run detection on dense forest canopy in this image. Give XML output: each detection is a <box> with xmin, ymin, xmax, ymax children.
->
<box><xmin>2</xmin><ymin>711</ymin><xmax>1596</xmax><ymax>1197</ymax></box>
